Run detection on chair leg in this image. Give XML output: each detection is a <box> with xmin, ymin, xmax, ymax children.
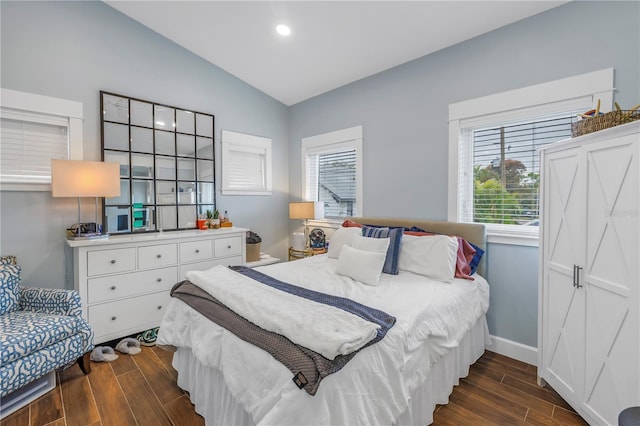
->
<box><xmin>77</xmin><ymin>351</ymin><xmax>92</xmax><ymax>375</ymax></box>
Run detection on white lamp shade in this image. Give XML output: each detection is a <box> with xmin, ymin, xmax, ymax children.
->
<box><xmin>51</xmin><ymin>159</ymin><xmax>120</xmax><ymax>198</ymax></box>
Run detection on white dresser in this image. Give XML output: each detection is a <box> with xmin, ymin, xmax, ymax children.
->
<box><xmin>538</xmin><ymin>121</ymin><xmax>639</xmax><ymax>425</ymax></box>
<box><xmin>67</xmin><ymin>228</ymin><xmax>248</xmax><ymax>344</ymax></box>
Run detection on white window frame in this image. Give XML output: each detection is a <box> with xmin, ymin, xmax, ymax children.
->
<box><xmin>221</xmin><ymin>129</ymin><xmax>272</xmax><ymax>195</ymax></box>
<box><xmin>301</xmin><ymin>125</ymin><xmax>363</xmax><ymax>223</ymax></box>
<box><xmin>448</xmin><ymin>68</ymin><xmax>614</xmax><ymax>246</ymax></box>
<box><xmin>0</xmin><ymin>88</ymin><xmax>83</xmax><ymax>191</ymax></box>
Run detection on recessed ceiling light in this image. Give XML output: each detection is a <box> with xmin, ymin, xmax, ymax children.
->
<box><xmin>276</xmin><ymin>24</ymin><xmax>291</xmax><ymax>36</ymax></box>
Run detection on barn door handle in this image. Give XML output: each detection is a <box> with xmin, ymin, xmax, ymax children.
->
<box><xmin>575</xmin><ymin>265</ymin><xmax>583</xmax><ymax>288</ymax></box>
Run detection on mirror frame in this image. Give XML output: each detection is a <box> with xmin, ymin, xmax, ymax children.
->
<box><xmin>100</xmin><ymin>91</ymin><xmax>215</xmax><ymax>234</ymax></box>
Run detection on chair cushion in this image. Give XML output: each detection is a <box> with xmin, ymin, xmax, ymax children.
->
<box><xmin>1</xmin><ymin>333</ymin><xmax>85</xmax><ymax>398</ymax></box>
<box><xmin>0</xmin><ymin>311</ymin><xmax>82</xmax><ymax>365</ymax></box>
<box><xmin>0</xmin><ymin>264</ymin><xmax>21</xmax><ymax>315</ymax></box>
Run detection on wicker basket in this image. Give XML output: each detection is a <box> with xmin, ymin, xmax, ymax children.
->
<box><xmin>572</xmin><ymin>109</ymin><xmax>640</xmax><ymax>137</ymax></box>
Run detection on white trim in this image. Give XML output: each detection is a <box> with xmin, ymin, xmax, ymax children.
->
<box><xmin>0</xmin><ymin>88</ymin><xmax>84</xmax><ymax>191</ymax></box>
<box><xmin>301</xmin><ymin>125</ymin><xmax>362</xmax><ymax>148</ymax></box>
<box><xmin>487</xmin><ymin>229</ymin><xmax>539</xmax><ymax>247</ymax></box>
<box><xmin>306</xmin><ymin>218</ymin><xmax>343</xmax><ymax>229</ymax></box>
<box><xmin>449</xmin><ymin>68</ymin><xmax>614</xmax><ymax>121</ymax></box>
<box><xmin>448</xmin><ymin>68</ymin><xmax>615</xmax><ymax>235</ymax></box>
<box><xmin>221</xmin><ymin>130</ymin><xmax>272</xmax><ymax>196</ymax></box>
<box><xmin>1</xmin><ymin>88</ymin><xmax>83</xmax><ymax>119</ymax></box>
<box><xmin>301</xmin><ymin>126</ymin><xmax>364</xmax><ymax>216</ymax></box>
<box><xmin>487</xmin><ymin>334</ymin><xmax>538</xmax><ymax>366</ymax></box>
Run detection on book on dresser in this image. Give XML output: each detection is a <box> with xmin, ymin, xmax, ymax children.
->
<box><xmin>66</xmin><ymin>228</ymin><xmax>248</xmax><ymax>344</ymax></box>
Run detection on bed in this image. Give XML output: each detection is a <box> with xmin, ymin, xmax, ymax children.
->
<box><xmin>157</xmin><ymin>217</ymin><xmax>490</xmax><ymax>425</ymax></box>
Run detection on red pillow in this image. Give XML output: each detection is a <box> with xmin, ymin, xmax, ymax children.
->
<box><xmin>341</xmin><ymin>220</ymin><xmax>363</xmax><ymax>228</ymax></box>
<box><xmin>454</xmin><ymin>237</ymin><xmax>476</xmax><ymax>281</ymax></box>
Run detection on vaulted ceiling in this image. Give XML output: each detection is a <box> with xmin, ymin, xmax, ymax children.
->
<box><xmin>105</xmin><ymin>1</ymin><xmax>569</xmax><ymax>106</ymax></box>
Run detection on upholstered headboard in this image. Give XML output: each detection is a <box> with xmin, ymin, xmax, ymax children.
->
<box><xmin>347</xmin><ymin>217</ymin><xmax>487</xmax><ymax>277</ymax></box>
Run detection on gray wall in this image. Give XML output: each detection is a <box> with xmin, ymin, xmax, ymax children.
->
<box><xmin>288</xmin><ymin>1</ymin><xmax>640</xmax><ymax>347</ymax></box>
<box><xmin>0</xmin><ymin>1</ymin><xmax>290</xmax><ymax>288</ymax></box>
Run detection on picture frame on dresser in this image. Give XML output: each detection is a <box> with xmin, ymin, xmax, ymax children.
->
<box><xmin>67</xmin><ymin>228</ymin><xmax>248</xmax><ymax>344</ymax></box>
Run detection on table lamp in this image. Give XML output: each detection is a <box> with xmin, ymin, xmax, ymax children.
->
<box><xmin>51</xmin><ymin>159</ymin><xmax>120</xmax><ymax>239</ymax></box>
<box><xmin>289</xmin><ymin>201</ymin><xmax>324</xmax><ymax>249</ymax></box>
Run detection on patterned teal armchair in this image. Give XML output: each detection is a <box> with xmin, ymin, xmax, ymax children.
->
<box><xmin>0</xmin><ymin>256</ymin><xmax>94</xmax><ymax>403</ymax></box>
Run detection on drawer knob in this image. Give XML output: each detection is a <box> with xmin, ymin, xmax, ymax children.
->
<box><xmin>227</xmin><ymin>245</ymin><xmax>231</xmax><ymax>249</ymax></box>
<box><xmin>156</xmin><ymin>254</ymin><xmax>162</xmax><ymax>258</ymax></box>
<box><xmin>111</xmin><ymin>316</ymin><xmax>117</xmax><ymax>321</ymax></box>
<box><xmin>156</xmin><ymin>278</ymin><xmax>162</xmax><ymax>282</ymax></box>
<box><xmin>110</xmin><ymin>285</ymin><xmax>116</xmax><ymax>290</ymax></box>
<box><xmin>157</xmin><ymin>305</ymin><xmax>162</xmax><ymax>310</ymax></box>
<box><xmin>195</xmin><ymin>249</ymin><xmax>200</xmax><ymax>253</ymax></box>
<box><xmin>110</xmin><ymin>259</ymin><xmax>116</xmax><ymax>264</ymax></box>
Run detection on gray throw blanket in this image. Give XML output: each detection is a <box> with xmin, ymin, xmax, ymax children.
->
<box><xmin>170</xmin><ymin>275</ymin><xmax>395</xmax><ymax>395</ymax></box>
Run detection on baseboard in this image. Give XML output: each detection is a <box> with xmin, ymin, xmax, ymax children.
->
<box><xmin>487</xmin><ymin>335</ymin><xmax>538</xmax><ymax>366</ymax></box>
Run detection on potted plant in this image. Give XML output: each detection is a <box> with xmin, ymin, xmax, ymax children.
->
<box><xmin>207</xmin><ymin>209</ymin><xmax>220</xmax><ymax>228</ymax></box>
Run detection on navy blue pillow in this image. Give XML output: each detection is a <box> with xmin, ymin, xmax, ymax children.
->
<box><xmin>361</xmin><ymin>226</ymin><xmax>403</xmax><ymax>275</ymax></box>
<box><xmin>468</xmin><ymin>242</ymin><xmax>485</xmax><ymax>275</ymax></box>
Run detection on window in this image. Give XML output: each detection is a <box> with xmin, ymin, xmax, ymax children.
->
<box><xmin>449</xmin><ymin>69</ymin><xmax>614</xmax><ymax>246</ymax></box>
<box><xmin>0</xmin><ymin>88</ymin><xmax>83</xmax><ymax>191</ymax></box>
<box><xmin>302</xmin><ymin>126</ymin><xmax>363</xmax><ymax>219</ymax></box>
<box><xmin>221</xmin><ymin>130</ymin><xmax>272</xmax><ymax>195</ymax></box>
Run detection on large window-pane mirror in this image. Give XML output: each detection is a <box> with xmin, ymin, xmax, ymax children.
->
<box><xmin>101</xmin><ymin>91</ymin><xmax>215</xmax><ymax>233</ymax></box>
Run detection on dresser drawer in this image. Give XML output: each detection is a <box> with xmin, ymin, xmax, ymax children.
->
<box><xmin>214</xmin><ymin>236</ymin><xmax>242</xmax><ymax>258</ymax></box>
<box><xmin>87</xmin><ymin>248</ymin><xmax>136</xmax><ymax>276</ymax></box>
<box><xmin>180</xmin><ymin>240</ymin><xmax>213</xmax><ymax>263</ymax></box>
<box><xmin>138</xmin><ymin>243</ymin><xmax>178</xmax><ymax>269</ymax></box>
<box><xmin>87</xmin><ymin>267</ymin><xmax>178</xmax><ymax>304</ymax></box>
<box><xmin>88</xmin><ymin>292</ymin><xmax>171</xmax><ymax>341</ymax></box>
<box><xmin>179</xmin><ymin>260</ymin><xmax>216</xmax><ymax>279</ymax></box>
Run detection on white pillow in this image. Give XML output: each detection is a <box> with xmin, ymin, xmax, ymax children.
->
<box><xmin>349</xmin><ymin>234</ymin><xmax>390</xmax><ymax>254</ymax></box>
<box><xmin>398</xmin><ymin>234</ymin><xmax>458</xmax><ymax>282</ymax></box>
<box><xmin>327</xmin><ymin>227</ymin><xmax>362</xmax><ymax>259</ymax></box>
<box><xmin>335</xmin><ymin>245</ymin><xmax>386</xmax><ymax>286</ymax></box>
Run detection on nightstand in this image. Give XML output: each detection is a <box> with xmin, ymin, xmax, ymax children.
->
<box><xmin>246</xmin><ymin>254</ymin><xmax>280</xmax><ymax>268</ymax></box>
<box><xmin>288</xmin><ymin>247</ymin><xmax>327</xmax><ymax>261</ymax></box>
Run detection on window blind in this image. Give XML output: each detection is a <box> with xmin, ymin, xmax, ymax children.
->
<box><xmin>226</xmin><ymin>148</ymin><xmax>266</xmax><ymax>190</ymax></box>
<box><xmin>221</xmin><ymin>130</ymin><xmax>271</xmax><ymax>195</ymax></box>
<box><xmin>461</xmin><ymin>115</ymin><xmax>574</xmax><ymax>226</ymax></box>
<box><xmin>306</xmin><ymin>147</ymin><xmax>357</xmax><ymax>218</ymax></box>
<box><xmin>0</xmin><ymin>116</ymin><xmax>68</xmax><ymax>184</ymax></box>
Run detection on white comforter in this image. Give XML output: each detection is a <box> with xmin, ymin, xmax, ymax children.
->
<box><xmin>186</xmin><ymin>266</ymin><xmax>380</xmax><ymax>360</ymax></box>
<box><xmin>157</xmin><ymin>254</ymin><xmax>490</xmax><ymax>426</ymax></box>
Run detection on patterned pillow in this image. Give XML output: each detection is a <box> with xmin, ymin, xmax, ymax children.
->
<box><xmin>0</xmin><ymin>255</ymin><xmax>17</xmax><ymax>265</ymax></box>
<box><xmin>0</xmin><ymin>263</ymin><xmax>21</xmax><ymax>314</ymax></box>
<box><xmin>361</xmin><ymin>226</ymin><xmax>403</xmax><ymax>275</ymax></box>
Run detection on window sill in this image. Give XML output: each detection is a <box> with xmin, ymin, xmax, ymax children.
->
<box><xmin>486</xmin><ymin>228</ymin><xmax>539</xmax><ymax>247</ymax></box>
<box><xmin>306</xmin><ymin>218</ymin><xmax>343</xmax><ymax>229</ymax></box>
<box><xmin>221</xmin><ymin>190</ymin><xmax>272</xmax><ymax>196</ymax></box>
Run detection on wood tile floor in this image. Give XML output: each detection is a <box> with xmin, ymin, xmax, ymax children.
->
<box><xmin>1</xmin><ymin>348</ymin><xmax>587</xmax><ymax>426</ymax></box>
